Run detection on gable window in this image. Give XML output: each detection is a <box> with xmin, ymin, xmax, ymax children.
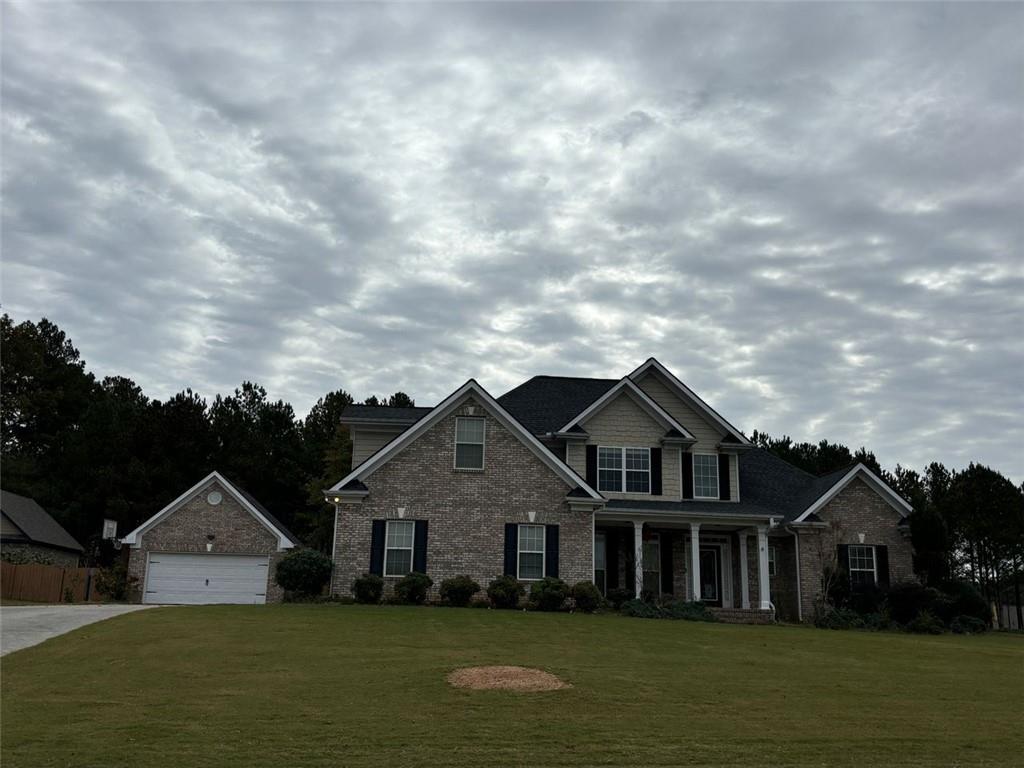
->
<box><xmin>597</xmin><ymin>447</ymin><xmax>651</xmax><ymax>494</ymax></box>
<box><xmin>518</xmin><ymin>524</ymin><xmax>545</xmax><ymax>580</ymax></box>
<box><xmin>384</xmin><ymin>520</ymin><xmax>415</xmax><ymax>577</ymax></box>
<box><xmin>849</xmin><ymin>545</ymin><xmax>876</xmax><ymax>587</ymax></box>
<box><xmin>768</xmin><ymin>545</ymin><xmax>777</xmax><ymax>577</ymax></box>
<box><xmin>693</xmin><ymin>454</ymin><xmax>720</xmax><ymax>499</ymax></box>
<box><xmin>455</xmin><ymin>417</ymin><xmax>485</xmax><ymax>470</ymax></box>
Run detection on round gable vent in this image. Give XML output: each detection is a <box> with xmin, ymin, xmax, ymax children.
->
<box><xmin>207</xmin><ymin>491</ymin><xmax>223</xmax><ymax>506</ymax></box>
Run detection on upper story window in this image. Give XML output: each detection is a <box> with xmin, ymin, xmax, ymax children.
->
<box><xmin>384</xmin><ymin>520</ymin><xmax>415</xmax><ymax>577</ymax></box>
<box><xmin>849</xmin><ymin>545</ymin><xmax>876</xmax><ymax>587</ymax></box>
<box><xmin>693</xmin><ymin>453</ymin><xmax>720</xmax><ymax>499</ymax></box>
<box><xmin>455</xmin><ymin>417</ymin><xmax>485</xmax><ymax>470</ymax></box>
<box><xmin>598</xmin><ymin>447</ymin><xmax>651</xmax><ymax>494</ymax></box>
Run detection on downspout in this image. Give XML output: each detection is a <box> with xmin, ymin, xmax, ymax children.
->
<box><xmin>785</xmin><ymin>525</ymin><xmax>803</xmax><ymax>623</ymax></box>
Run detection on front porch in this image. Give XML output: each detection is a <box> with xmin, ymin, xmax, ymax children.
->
<box><xmin>594</xmin><ymin>512</ymin><xmax>775</xmax><ymax>621</ymax></box>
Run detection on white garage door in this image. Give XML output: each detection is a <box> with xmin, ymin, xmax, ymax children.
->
<box><xmin>144</xmin><ymin>553</ymin><xmax>270</xmax><ymax>605</ymax></box>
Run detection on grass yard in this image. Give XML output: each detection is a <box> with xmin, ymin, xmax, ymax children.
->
<box><xmin>2</xmin><ymin>606</ymin><xmax>1021</xmax><ymax>768</ymax></box>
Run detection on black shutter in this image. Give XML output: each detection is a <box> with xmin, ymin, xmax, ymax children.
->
<box><xmin>586</xmin><ymin>445</ymin><xmax>598</xmax><ymax>488</ymax></box>
<box><xmin>504</xmin><ymin>523</ymin><xmax>517</xmax><ymax>577</ymax></box>
<box><xmin>837</xmin><ymin>544</ymin><xmax>850</xmax><ymax>578</ymax></box>
<box><xmin>718</xmin><ymin>454</ymin><xmax>730</xmax><ymax>500</ymax></box>
<box><xmin>682</xmin><ymin>452</ymin><xmax>694</xmax><ymax>499</ymax></box>
<box><xmin>660</xmin><ymin>531</ymin><xmax>674</xmax><ymax>594</ymax></box>
<box><xmin>369</xmin><ymin>520</ymin><xmax>386</xmax><ymax>576</ymax></box>
<box><xmin>651</xmin><ymin>447</ymin><xmax>662</xmax><ymax>495</ymax></box>
<box><xmin>545</xmin><ymin>524</ymin><xmax>559</xmax><ymax>578</ymax></box>
<box><xmin>875</xmin><ymin>545</ymin><xmax>890</xmax><ymax>589</ymax></box>
<box><xmin>413</xmin><ymin>520</ymin><xmax>428</xmax><ymax>573</ymax></box>
<box><xmin>606</xmin><ymin>530</ymin><xmax>619</xmax><ymax>589</ymax></box>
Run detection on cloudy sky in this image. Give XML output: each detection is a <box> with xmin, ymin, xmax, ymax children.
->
<box><xmin>2</xmin><ymin>2</ymin><xmax>1022</xmax><ymax>479</ymax></box>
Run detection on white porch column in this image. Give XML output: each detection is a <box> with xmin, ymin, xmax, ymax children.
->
<box><xmin>757</xmin><ymin>525</ymin><xmax>771</xmax><ymax>610</ymax></box>
<box><xmin>633</xmin><ymin>521</ymin><xmax>645</xmax><ymax>598</ymax></box>
<box><xmin>738</xmin><ymin>530</ymin><xmax>750</xmax><ymax>609</ymax></box>
<box><xmin>689</xmin><ymin>522</ymin><xmax>701</xmax><ymax>601</ymax></box>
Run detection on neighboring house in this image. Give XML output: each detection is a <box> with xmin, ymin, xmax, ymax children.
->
<box><xmin>122</xmin><ymin>472</ymin><xmax>298</xmax><ymax>604</ymax></box>
<box><xmin>0</xmin><ymin>489</ymin><xmax>83</xmax><ymax>567</ymax></box>
<box><xmin>327</xmin><ymin>358</ymin><xmax>913</xmax><ymax>623</ymax></box>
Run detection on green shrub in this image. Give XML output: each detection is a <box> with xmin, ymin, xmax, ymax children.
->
<box><xmin>351</xmin><ymin>573</ymin><xmax>384</xmax><ymax>604</ymax></box>
<box><xmin>906</xmin><ymin>609</ymin><xmax>945</xmax><ymax>635</ymax></box>
<box><xmin>94</xmin><ymin>562</ymin><xmax>137</xmax><ymax>601</ymax></box>
<box><xmin>885</xmin><ymin>581</ymin><xmax>939</xmax><ymax>625</ymax></box>
<box><xmin>393</xmin><ymin>572</ymin><xmax>433</xmax><ymax>605</ymax></box>
<box><xmin>439</xmin><ymin>575</ymin><xmax>481</xmax><ymax>607</ymax></box>
<box><xmin>528</xmin><ymin>577</ymin><xmax>570</xmax><ymax>611</ymax></box>
<box><xmin>950</xmin><ymin>615</ymin><xmax>988</xmax><ymax>635</ymax></box>
<box><xmin>487</xmin><ymin>575</ymin><xmax>525</xmax><ymax>609</ymax></box>
<box><xmin>620</xmin><ymin>598</ymin><xmax>663</xmax><ymax>619</ymax></box>
<box><xmin>861</xmin><ymin>611</ymin><xmax>895</xmax><ymax>631</ymax></box>
<box><xmin>940</xmin><ymin>580</ymin><xmax>989</xmax><ymax>624</ymax></box>
<box><xmin>570</xmin><ymin>581</ymin><xmax>603</xmax><ymax>613</ymax></box>
<box><xmin>275</xmin><ymin>549</ymin><xmax>333</xmax><ymax>598</ymax></box>
<box><xmin>815</xmin><ymin>606</ymin><xmax>865</xmax><ymax>630</ymax></box>
<box><xmin>606</xmin><ymin>588</ymin><xmax>633</xmax><ymax>610</ymax></box>
<box><xmin>661</xmin><ymin>599</ymin><xmax>717</xmax><ymax>622</ymax></box>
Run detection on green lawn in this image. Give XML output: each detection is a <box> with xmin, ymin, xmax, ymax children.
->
<box><xmin>2</xmin><ymin>606</ymin><xmax>1021</xmax><ymax>767</ymax></box>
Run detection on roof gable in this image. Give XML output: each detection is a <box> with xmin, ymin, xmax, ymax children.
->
<box><xmin>560</xmin><ymin>377</ymin><xmax>697</xmax><ymax>440</ymax></box>
<box><xmin>329</xmin><ymin>380</ymin><xmax>603</xmax><ymax>501</ymax></box>
<box><xmin>628</xmin><ymin>358</ymin><xmax>751</xmax><ymax>446</ymax></box>
<box><xmin>0</xmin><ymin>490</ymin><xmax>83</xmax><ymax>552</ymax></box>
<box><xmin>795</xmin><ymin>464</ymin><xmax>912</xmax><ymax>521</ymax></box>
<box><xmin>121</xmin><ymin>472</ymin><xmax>298</xmax><ymax>549</ymax></box>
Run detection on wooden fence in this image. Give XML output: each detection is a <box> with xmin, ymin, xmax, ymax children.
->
<box><xmin>1</xmin><ymin>562</ymin><xmax>102</xmax><ymax>603</ymax></box>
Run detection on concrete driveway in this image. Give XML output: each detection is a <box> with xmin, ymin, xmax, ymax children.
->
<box><xmin>1</xmin><ymin>604</ymin><xmax>158</xmax><ymax>656</ymax></box>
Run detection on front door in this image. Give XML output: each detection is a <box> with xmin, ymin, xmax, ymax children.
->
<box><xmin>594</xmin><ymin>533</ymin><xmax>607</xmax><ymax>596</ymax></box>
<box><xmin>698</xmin><ymin>547</ymin><xmax>722</xmax><ymax>606</ymax></box>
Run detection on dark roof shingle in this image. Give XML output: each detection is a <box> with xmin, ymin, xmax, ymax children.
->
<box><xmin>340</xmin><ymin>405</ymin><xmax>433</xmax><ymax>424</ymax></box>
<box><xmin>497</xmin><ymin>376</ymin><xmax>618</xmax><ymax>434</ymax></box>
<box><xmin>0</xmin><ymin>490</ymin><xmax>83</xmax><ymax>552</ymax></box>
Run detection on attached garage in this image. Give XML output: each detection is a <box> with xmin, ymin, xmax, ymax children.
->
<box><xmin>122</xmin><ymin>472</ymin><xmax>298</xmax><ymax>605</ymax></box>
<box><xmin>143</xmin><ymin>553</ymin><xmax>270</xmax><ymax>605</ymax></box>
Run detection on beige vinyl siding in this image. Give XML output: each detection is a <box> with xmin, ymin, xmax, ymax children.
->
<box><xmin>1</xmin><ymin>513</ymin><xmax>25</xmax><ymax>537</ymax></box>
<box><xmin>636</xmin><ymin>370</ymin><xmax>740</xmax><ymax>502</ymax></box>
<box><xmin>351</xmin><ymin>426</ymin><xmax>407</xmax><ymax>468</ymax></box>
<box><xmin>567</xmin><ymin>391</ymin><xmax>682</xmax><ymax>501</ymax></box>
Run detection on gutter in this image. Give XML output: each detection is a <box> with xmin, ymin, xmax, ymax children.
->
<box><xmin>784</xmin><ymin>525</ymin><xmax>803</xmax><ymax>622</ymax></box>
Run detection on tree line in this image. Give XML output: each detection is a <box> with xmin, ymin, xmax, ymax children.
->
<box><xmin>3</xmin><ymin>315</ymin><xmax>1022</xmax><ymax>626</ymax></box>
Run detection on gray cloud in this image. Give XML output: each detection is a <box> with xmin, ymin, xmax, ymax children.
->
<box><xmin>2</xmin><ymin>2</ymin><xmax>1021</xmax><ymax>480</ymax></box>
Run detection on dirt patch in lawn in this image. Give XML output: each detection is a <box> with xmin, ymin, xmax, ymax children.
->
<box><xmin>447</xmin><ymin>665</ymin><xmax>570</xmax><ymax>692</ymax></box>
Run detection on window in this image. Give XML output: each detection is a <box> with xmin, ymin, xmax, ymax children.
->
<box><xmin>768</xmin><ymin>545</ymin><xmax>777</xmax><ymax>577</ymax></box>
<box><xmin>455</xmin><ymin>417</ymin><xmax>485</xmax><ymax>469</ymax></box>
<box><xmin>849</xmin><ymin>545</ymin><xmax>876</xmax><ymax>587</ymax></box>
<box><xmin>594</xmin><ymin>533</ymin><xmax>607</xmax><ymax>595</ymax></box>
<box><xmin>642</xmin><ymin>534</ymin><xmax>661</xmax><ymax>598</ymax></box>
<box><xmin>598</xmin><ymin>446</ymin><xmax>651</xmax><ymax>494</ymax></box>
<box><xmin>693</xmin><ymin>454</ymin><xmax>720</xmax><ymax>499</ymax></box>
<box><xmin>384</xmin><ymin>520</ymin><xmax>415</xmax><ymax>577</ymax></box>
<box><xmin>518</xmin><ymin>524</ymin><xmax>545</xmax><ymax>580</ymax></box>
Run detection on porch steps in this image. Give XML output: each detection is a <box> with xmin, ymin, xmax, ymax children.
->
<box><xmin>709</xmin><ymin>607</ymin><xmax>775</xmax><ymax>625</ymax></box>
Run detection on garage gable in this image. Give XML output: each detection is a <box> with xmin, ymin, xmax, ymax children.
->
<box><xmin>122</xmin><ymin>471</ymin><xmax>297</xmax><ymax>550</ymax></box>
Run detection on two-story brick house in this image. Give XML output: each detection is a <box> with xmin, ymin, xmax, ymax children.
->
<box><xmin>326</xmin><ymin>358</ymin><xmax>913</xmax><ymax>622</ymax></box>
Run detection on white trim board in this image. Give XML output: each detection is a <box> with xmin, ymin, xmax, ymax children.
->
<box><xmin>557</xmin><ymin>376</ymin><xmax>697</xmax><ymax>439</ymax></box>
<box><xmin>329</xmin><ymin>379</ymin><xmax>603</xmax><ymax>501</ymax></box>
<box><xmin>628</xmin><ymin>358</ymin><xmax>751</xmax><ymax>446</ymax></box>
<box><xmin>121</xmin><ymin>471</ymin><xmax>297</xmax><ymax>550</ymax></box>
<box><xmin>794</xmin><ymin>463</ymin><xmax>912</xmax><ymax>522</ymax></box>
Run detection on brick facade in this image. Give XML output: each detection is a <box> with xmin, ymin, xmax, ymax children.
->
<box><xmin>127</xmin><ymin>479</ymin><xmax>288</xmax><ymax>603</ymax></box>
<box><xmin>331</xmin><ymin>396</ymin><xmax>594</xmax><ymax>601</ymax></box>
<box><xmin>793</xmin><ymin>478</ymin><xmax>914</xmax><ymax>621</ymax></box>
